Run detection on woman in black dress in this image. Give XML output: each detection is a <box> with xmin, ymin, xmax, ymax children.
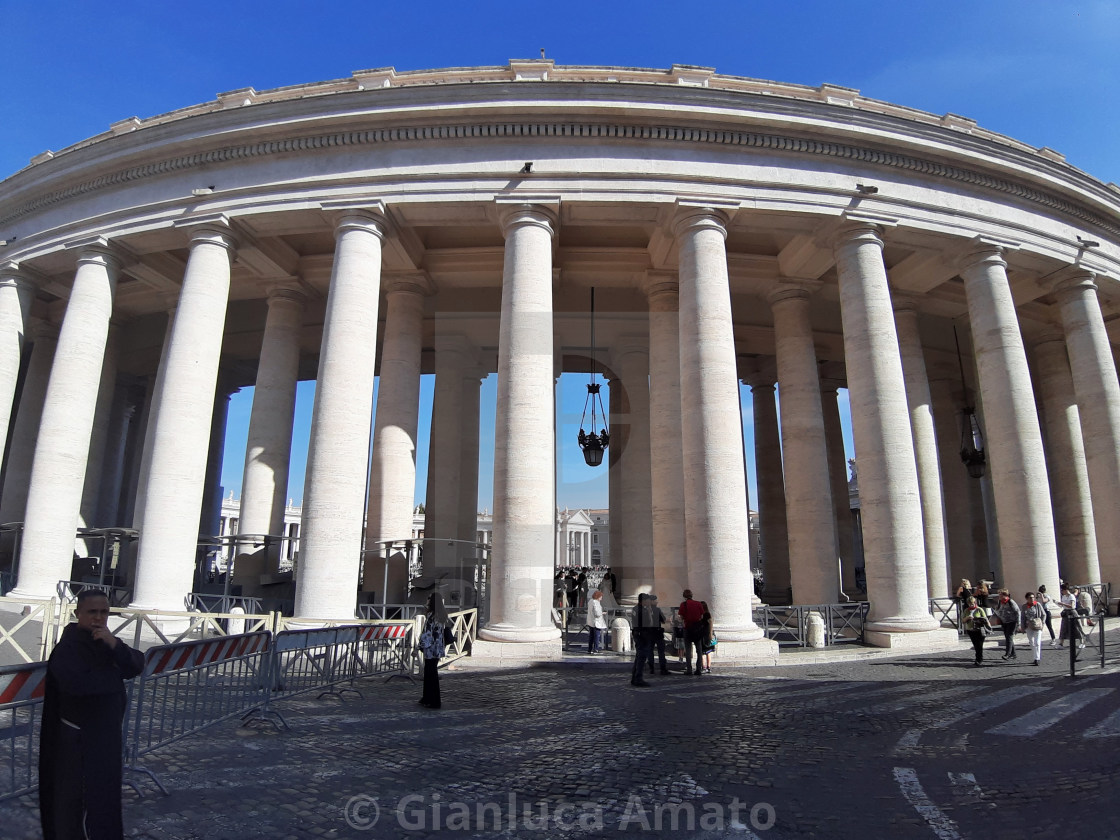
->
<box><xmin>419</xmin><ymin>592</ymin><xmax>451</xmax><ymax>709</ymax></box>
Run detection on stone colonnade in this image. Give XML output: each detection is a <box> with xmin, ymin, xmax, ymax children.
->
<box><xmin>3</xmin><ymin>199</ymin><xmax>1119</xmax><ymax>655</ymax></box>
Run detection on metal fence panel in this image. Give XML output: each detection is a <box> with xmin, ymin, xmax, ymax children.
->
<box><xmin>0</xmin><ymin>662</ymin><xmax>47</xmax><ymax>803</ymax></box>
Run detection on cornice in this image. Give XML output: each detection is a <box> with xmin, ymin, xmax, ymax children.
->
<box><xmin>2</xmin><ymin>118</ymin><xmax>1118</xmax><ymax>243</ymax></box>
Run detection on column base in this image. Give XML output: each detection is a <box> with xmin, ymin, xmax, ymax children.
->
<box><xmin>863</xmin><ymin>627</ymin><xmax>960</xmax><ymax>651</ymax></box>
<box><xmin>709</xmin><ymin>637</ymin><xmax>780</xmax><ymax>665</ymax></box>
<box><xmin>469</xmin><ymin>637</ymin><xmax>563</xmax><ymax>666</ymax></box>
<box><xmin>477</xmin><ymin>623</ymin><xmax>561</xmax><ymax>644</ymax></box>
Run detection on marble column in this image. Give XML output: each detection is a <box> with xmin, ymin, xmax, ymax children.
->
<box><xmin>426</xmin><ymin>333</ymin><xmax>468</xmax><ymax>578</ymax></box>
<box><xmin>13</xmin><ymin>242</ymin><xmax>121</xmax><ymax>599</ymax></box>
<box><xmin>820</xmin><ymin>380</ymin><xmax>857</xmax><ymax>595</ymax></box>
<box><xmin>928</xmin><ymin>374</ymin><xmax>982</xmax><ymax>586</ymax></box>
<box><xmin>1031</xmin><ymin>331</ymin><xmax>1100</xmax><ymax>585</ymax></box>
<box><xmin>0</xmin><ymin>266</ymin><xmax>35</xmax><ymax>455</ymax></box>
<box><xmin>457</xmin><ymin>372</ymin><xmax>482</xmax><ymax>546</ymax></box>
<box><xmin>364</xmin><ymin>274</ymin><xmax>427</xmax><ymax>602</ymax></box>
<box><xmin>614</xmin><ymin>339</ymin><xmax>654</xmax><ymax>596</ymax></box>
<box><xmin>673</xmin><ymin>205</ymin><xmax>762</xmax><ymax>642</ymax></box>
<box><xmin>0</xmin><ymin>321</ymin><xmax>57</xmax><ymax>524</ymax></box>
<box><xmin>768</xmin><ymin>281</ymin><xmax>839</xmax><ymax>605</ymax></box>
<box><xmin>958</xmin><ymin>242</ymin><xmax>1060</xmax><ymax>599</ymax></box>
<box><xmin>1051</xmin><ymin>269</ymin><xmax>1120</xmax><ymax>586</ymax></box>
<box><xmin>833</xmin><ymin>223</ymin><xmax>938</xmax><ymax>635</ymax></box>
<box><xmin>234</xmin><ymin>287</ymin><xmax>305</xmax><ymax>590</ymax></box>
<box><xmin>892</xmin><ymin>298</ymin><xmax>950</xmax><ymax>598</ymax></box>
<box><xmin>96</xmin><ymin>379</ymin><xmax>142</xmax><ymax>527</ymax></box>
<box><xmin>131</xmin><ymin>220</ymin><xmax>237</xmax><ymax>612</ymax></box>
<box><xmin>129</xmin><ymin>309</ymin><xmax>174</xmax><ymax>533</ymax></box>
<box><xmin>76</xmin><ymin>327</ymin><xmax>120</xmax><ymax>556</ymax></box>
<box><xmin>643</xmin><ymin>274</ymin><xmax>687</xmax><ymax>601</ymax></box>
<box><xmin>295</xmin><ymin>209</ymin><xmax>386</xmax><ymax>619</ymax></box>
<box><xmin>607</xmin><ymin>375</ymin><xmax>625</xmax><ymax>580</ymax></box>
<box><xmin>747</xmin><ymin>377</ymin><xmax>791</xmax><ymax>604</ymax></box>
<box><xmin>477</xmin><ymin>202</ymin><xmax>560</xmax><ymax>646</ymax></box>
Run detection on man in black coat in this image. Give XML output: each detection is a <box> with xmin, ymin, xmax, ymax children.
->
<box><xmin>39</xmin><ymin>590</ymin><xmax>145</xmax><ymax>840</ymax></box>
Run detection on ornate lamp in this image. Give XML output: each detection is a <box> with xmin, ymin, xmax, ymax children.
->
<box><xmin>954</xmin><ymin>326</ymin><xmax>986</xmax><ymax>479</ymax></box>
<box><xmin>577</xmin><ymin>288</ymin><xmax>609</xmax><ymax>467</ymax></box>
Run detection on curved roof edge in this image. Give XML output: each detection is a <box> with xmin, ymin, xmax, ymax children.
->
<box><xmin>10</xmin><ymin>60</ymin><xmax>1116</xmax><ymax>194</ymax></box>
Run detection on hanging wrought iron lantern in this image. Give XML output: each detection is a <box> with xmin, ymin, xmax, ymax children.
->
<box><xmin>577</xmin><ymin>288</ymin><xmax>609</xmax><ymax>467</ymax></box>
<box><xmin>954</xmin><ymin>326</ymin><xmax>986</xmax><ymax>479</ymax></box>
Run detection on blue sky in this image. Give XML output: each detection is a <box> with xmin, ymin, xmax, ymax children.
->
<box><xmin>4</xmin><ymin>1</ymin><xmax>1117</xmax><ymax>510</ymax></box>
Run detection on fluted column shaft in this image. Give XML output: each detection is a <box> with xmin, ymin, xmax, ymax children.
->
<box><xmin>1053</xmin><ymin>271</ymin><xmax>1120</xmax><ymax>585</ymax></box>
<box><xmin>928</xmin><ymin>376</ymin><xmax>982</xmax><ymax>586</ymax></box>
<box><xmin>1032</xmin><ymin>333</ymin><xmax>1099</xmax><ymax>585</ymax></box>
<box><xmin>833</xmin><ymin>225</ymin><xmax>936</xmax><ymax>632</ymax></box>
<box><xmin>958</xmin><ymin>244</ymin><xmax>1059</xmax><ymax>598</ymax></box>
<box><xmin>615</xmin><ymin>340</ymin><xmax>654</xmax><ymax>596</ymax></box>
<box><xmin>0</xmin><ymin>269</ymin><xmax>35</xmax><ymax>455</ymax></box>
<box><xmin>479</xmin><ymin>203</ymin><xmax>559</xmax><ymax>643</ymax></box>
<box><xmin>131</xmin><ymin>224</ymin><xmax>236</xmax><ymax>611</ymax></box>
<box><xmin>749</xmin><ymin>379</ymin><xmax>791</xmax><ymax>604</ymax></box>
<box><xmin>893</xmin><ymin>301</ymin><xmax>950</xmax><ymax>598</ymax></box>
<box><xmin>768</xmin><ymin>283</ymin><xmax>839</xmax><ymax>605</ymax></box>
<box><xmin>674</xmin><ymin>207</ymin><xmax>760</xmax><ymax>640</ymax></box>
<box><xmin>14</xmin><ymin>245</ymin><xmax>120</xmax><ymax>599</ymax></box>
<box><xmin>294</xmin><ymin>210</ymin><xmax>386</xmax><ymax>618</ymax></box>
<box><xmin>645</xmin><ymin>277</ymin><xmax>687</xmax><ymax>601</ymax></box>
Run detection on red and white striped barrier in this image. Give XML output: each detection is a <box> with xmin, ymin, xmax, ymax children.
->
<box><xmin>0</xmin><ymin>662</ymin><xmax>47</xmax><ymax>705</ymax></box>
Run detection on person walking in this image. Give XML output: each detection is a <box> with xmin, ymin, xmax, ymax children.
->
<box><xmin>40</xmin><ymin>589</ymin><xmax>145</xmax><ymax>840</ymax></box>
<box><xmin>1036</xmin><ymin>584</ymin><xmax>1056</xmax><ymax>642</ymax></box>
<box><xmin>586</xmin><ymin>590</ymin><xmax>607</xmax><ymax>654</ymax></box>
<box><xmin>1056</xmin><ymin>584</ymin><xmax>1076</xmax><ymax>647</ymax></box>
<box><xmin>962</xmin><ymin>597</ymin><xmax>991</xmax><ymax>666</ymax></box>
<box><xmin>419</xmin><ymin>592</ymin><xmax>451</xmax><ymax>709</ymax></box>
<box><xmin>678</xmin><ymin>590</ymin><xmax>706</xmax><ymax>676</ymax></box>
<box><xmin>1020</xmin><ymin>592</ymin><xmax>1046</xmax><ymax>666</ymax></box>
<box><xmin>993</xmin><ymin>588</ymin><xmax>1021</xmax><ymax>660</ymax></box>
<box><xmin>644</xmin><ymin>595</ymin><xmax>670</xmax><ymax>675</ymax></box>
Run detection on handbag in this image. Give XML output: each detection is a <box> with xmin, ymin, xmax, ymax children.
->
<box><xmin>1029</xmin><ymin>617</ymin><xmax>1044</xmax><ymax>631</ymax></box>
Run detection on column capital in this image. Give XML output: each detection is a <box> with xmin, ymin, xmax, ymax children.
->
<box><xmin>63</xmin><ymin>235</ymin><xmax>127</xmax><ymax>272</ymax></box>
<box><xmin>495</xmin><ymin>197</ymin><xmax>559</xmax><ymax>238</ymax></box>
<box><xmin>830</xmin><ymin>220</ymin><xmax>889</xmax><ymax>252</ymax></box>
<box><xmin>766</xmin><ymin>277</ymin><xmax>822</xmax><ymax>307</ymax></box>
<box><xmin>1047</xmin><ymin>265</ymin><xmax>1098</xmax><ymax>301</ymax></box>
<box><xmin>434</xmin><ymin>332</ymin><xmax>472</xmax><ymax>357</ymax></box>
<box><xmin>613</xmin><ymin>335</ymin><xmax>649</xmax><ymax>363</ymax></box>
<box><xmin>890</xmin><ymin>289</ymin><xmax>922</xmax><ymax>313</ymax></box>
<box><xmin>264</xmin><ymin>283</ymin><xmax>308</xmax><ymax>307</ymax></box>
<box><xmin>820</xmin><ymin>377</ymin><xmax>846</xmax><ymax>393</ymax></box>
<box><xmin>1027</xmin><ymin>323</ymin><xmax>1067</xmax><ymax>348</ymax></box>
<box><xmin>172</xmin><ymin>214</ymin><xmax>240</xmax><ymax>253</ymax></box>
<box><xmin>325</xmin><ymin>203</ymin><xmax>390</xmax><ymax>240</ymax></box>
<box><xmin>955</xmin><ymin>235</ymin><xmax>1021</xmax><ymax>274</ymax></box>
<box><xmin>742</xmin><ymin>374</ymin><xmax>776</xmax><ymax>390</ymax></box>
<box><xmin>671</xmin><ymin>198</ymin><xmax>737</xmax><ymax>240</ymax></box>
<box><xmin>0</xmin><ymin>262</ymin><xmax>35</xmax><ymax>290</ymax></box>
<box><xmin>383</xmin><ymin>270</ymin><xmax>433</xmax><ymax>297</ymax></box>
<box><xmin>641</xmin><ymin>270</ymin><xmax>679</xmax><ymax>307</ymax></box>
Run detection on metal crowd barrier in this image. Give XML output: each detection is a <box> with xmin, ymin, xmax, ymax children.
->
<box><xmin>127</xmin><ymin>632</ymin><xmax>274</xmax><ymax>792</ymax></box>
<box><xmin>929</xmin><ymin>597</ymin><xmax>963</xmax><ymax>634</ymax></box>
<box><xmin>0</xmin><ymin>597</ymin><xmax>57</xmax><ymax>664</ymax></box>
<box><xmin>752</xmin><ymin>603</ymin><xmax>870</xmax><ymax>646</ymax></box>
<box><xmin>186</xmin><ymin>593</ymin><xmax>266</xmax><ymax>615</ymax></box>
<box><xmin>56</xmin><ymin>580</ymin><xmax>132</xmax><ymax>607</ymax></box>
<box><xmin>0</xmin><ymin>662</ymin><xmax>46</xmax><ymax>802</ymax></box>
<box><xmin>1067</xmin><ymin>611</ymin><xmax>1107</xmax><ymax>678</ymax></box>
<box><xmin>1069</xmin><ymin>583</ymin><xmax>1112</xmax><ymax>615</ymax></box>
<box><xmin>356</xmin><ymin>603</ymin><xmax>424</xmax><ymax>621</ymax></box>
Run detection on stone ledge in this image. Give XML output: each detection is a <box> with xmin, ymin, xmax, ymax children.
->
<box><xmin>709</xmin><ymin>637</ymin><xmax>781</xmax><ymax>666</ymax></box>
<box><xmin>468</xmin><ymin>638</ymin><xmax>564</xmax><ymax>667</ymax></box>
<box><xmin>864</xmin><ymin>627</ymin><xmax>960</xmax><ymax>652</ymax></box>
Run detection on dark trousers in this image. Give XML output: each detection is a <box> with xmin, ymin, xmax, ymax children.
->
<box><xmin>631</xmin><ymin>639</ymin><xmax>653</xmax><ymax>683</ymax></box>
<box><xmin>645</xmin><ymin>635</ymin><xmax>668</xmax><ymax>672</ymax></box>
<box><xmin>1001</xmin><ymin>622</ymin><xmax>1016</xmax><ymax>657</ymax></box>
<box><xmin>421</xmin><ymin>658</ymin><xmax>441</xmax><ymax>707</ymax></box>
<box><xmin>967</xmin><ymin>630</ymin><xmax>986</xmax><ymax>663</ymax></box>
<box><xmin>1043</xmin><ymin>609</ymin><xmax>1055</xmax><ymax>639</ymax></box>
<box><xmin>587</xmin><ymin>627</ymin><xmax>602</xmax><ymax>653</ymax></box>
<box><xmin>685</xmin><ymin>626</ymin><xmax>705</xmax><ymax>673</ymax></box>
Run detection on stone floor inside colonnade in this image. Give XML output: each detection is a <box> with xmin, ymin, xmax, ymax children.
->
<box><xmin>5</xmin><ymin>636</ymin><xmax>1120</xmax><ymax>840</ymax></box>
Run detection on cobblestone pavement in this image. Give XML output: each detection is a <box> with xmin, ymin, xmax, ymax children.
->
<box><xmin>4</xmin><ymin>636</ymin><xmax>1120</xmax><ymax>840</ymax></box>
